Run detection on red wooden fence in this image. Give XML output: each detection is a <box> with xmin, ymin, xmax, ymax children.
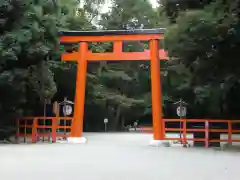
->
<box><xmin>16</xmin><ymin>117</ymin><xmax>240</xmax><ymax>147</ymax></box>
<box><xmin>140</xmin><ymin>119</ymin><xmax>240</xmax><ymax>148</ymax></box>
<box><xmin>16</xmin><ymin>117</ymin><xmax>73</xmax><ymax>143</ymax></box>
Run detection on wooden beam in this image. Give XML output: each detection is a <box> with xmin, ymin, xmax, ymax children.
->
<box><xmin>113</xmin><ymin>41</ymin><xmax>123</xmax><ymax>53</ymax></box>
<box><xmin>61</xmin><ymin>50</ymin><xmax>168</xmax><ymax>61</ymax></box>
<box><xmin>59</xmin><ymin>34</ymin><xmax>163</xmax><ymax>43</ymax></box>
<box><xmin>61</xmin><ymin>52</ymin><xmax>78</xmax><ymax>61</ymax></box>
<box><xmin>87</xmin><ymin>51</ymin><xmax>150</xmax><ymax>61</ymax></box>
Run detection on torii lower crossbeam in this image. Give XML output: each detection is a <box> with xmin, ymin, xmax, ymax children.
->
<box><xmin>59</xmin><ymin>29</ymin><xmax>168</xmax><ymax>145</ymax></box>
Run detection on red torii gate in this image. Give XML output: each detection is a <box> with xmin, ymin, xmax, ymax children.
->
<box><xmin>59</xmin><ymin>29</ymin><xmax>168</xmax><ymax>145</ymax></box>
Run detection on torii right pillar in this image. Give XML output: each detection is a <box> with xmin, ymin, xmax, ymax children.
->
<box><xmin>149</xmin><ymin>39</ymin><xmax>165</xmax><ymax>146</ymax></box>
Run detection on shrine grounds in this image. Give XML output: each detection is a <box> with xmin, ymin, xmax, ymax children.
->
<box><xmin>0</xmin><ymin>133</ymin><xmax>239</xmax><ymax>180</ymax></box>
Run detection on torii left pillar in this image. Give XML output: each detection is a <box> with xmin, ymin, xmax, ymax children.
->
<box><xmin>67</xmin><ymin>42</ymin><xmax>88</xmax><ymax>143</ymax></box>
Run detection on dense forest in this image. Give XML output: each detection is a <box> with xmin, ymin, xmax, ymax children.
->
<box><xmin>0</xmin><ymin>0</ymin><xmax>239</xmax><ymax>132</ymax></box>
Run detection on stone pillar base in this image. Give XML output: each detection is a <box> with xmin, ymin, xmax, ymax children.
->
<box><xmin>149</xmin><ymin>139</ymin><xmax>170</xmax><ymax>147</ymax></box>
<box><xmin>149</xmin><ymin>139</ymin><xmax>162</xmax><ymax>147</ymax></box>
<box><xmin>67</xmin><ymin>137</ymin><xmax>87</xmax><ymax>144</ymax></box>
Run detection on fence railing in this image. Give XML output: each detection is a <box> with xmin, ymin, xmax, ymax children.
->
<box><xmin>16</xmin><ymin>117</ymin><xmax>73</xmax><ymax>143</ymax></box>
<box><xmin>140</xmin><ymin>119</ymin><xmax>240</xmax><ymax>148</ymax></box>
<box><xmin>16</xmin><ymin>117</ymin><xmax>240</xmax><ymax>147</ymax></box>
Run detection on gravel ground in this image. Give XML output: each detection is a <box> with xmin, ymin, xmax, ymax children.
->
<box><xmin>0</xmin><ymin>133</ymin><xmax>239</xmax><ymax>180</ymax></box>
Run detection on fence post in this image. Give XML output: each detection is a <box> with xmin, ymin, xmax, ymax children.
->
<box><xmin>24</xmin><ymin>119</ymin><xmax>27</xmax><ymax>143</ymax></box>
<box><xmin>204</xmin><ymin>120</ymin><xmax>209</xmax><ymax>148</ymax></box>
<box><xmin>52</xmin><ymin>117</ymin><xmax>57</xmax><ymax>143</ymax></box>
<box><xmin>228</xmin><ymin>120</ymin><xmax>232</xmax><ymax>146</ymax></box>
<box><xmin>163</xmin><ymin>119</ymin><xmax>166</xmax><ymax>139</ymax></box>
<box><xmin>32</xmin><ymin>118</ymin><xmax>38</xmax><ymax>143</ymax></box>
<box><xmin>16</xmin><ymin>119</ymin><xmax>20</xmax><ymax>144</ymax></box>
<box><xmin>183</xmin><ymin>119</ymin><xmax>187</xmax><ymax>145</ymax></box>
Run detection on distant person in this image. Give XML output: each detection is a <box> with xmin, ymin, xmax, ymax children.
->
<box><xmin>134</xmin><ymin>121</ymin><xmax>138</xmax><ymax>131</ymax></box>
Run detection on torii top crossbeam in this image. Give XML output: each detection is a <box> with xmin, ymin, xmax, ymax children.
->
<box><xmin>59</xmin><ymin>28</ymin><xmax>168</xmax><ymax>61</ymax></box>
<box><xmin>58</xmin><ymin>28</ymin><xmax>167</xmax><ymax>145</ymax></box>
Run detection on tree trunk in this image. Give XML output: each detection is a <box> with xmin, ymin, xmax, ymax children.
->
<box><xmin>97</xmin><ymin>61</ymin><xmax>107</xmax><ymax>76</ymax></box>
<box><xmin>113</xmin><ymin>105</ymin><xmax>121</xmax><ymax>131</ymax></box>
<box><xmin>121</xmin><ymin>116</ymin><xmax>125</xmax><ymax>131</ymax></box>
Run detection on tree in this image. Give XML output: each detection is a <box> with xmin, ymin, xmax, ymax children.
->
<box><xmin>164</xmin><ymin>1</ymin><xmax>240</xmax><ymax>118</ymax></box>
<box><xmin>0</xmin><ymin>0</ymin><xmax>90</xmax><ymax>128</ymax></box>
<box><xmin>100</xmin><ymin>0</ymin><xmax>156</xmax><ymax>29</ymax></box>
<box><xmin>161</xmin><ymin>0</ymin><xmax>214</xmax><ymax>22</ymax></box>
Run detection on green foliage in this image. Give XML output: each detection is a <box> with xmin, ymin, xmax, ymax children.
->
<box><xmin>28</xmin><ymin>61</ymin><xmax>57</xmax><ymax>102</ymax></box>
<box><xmin>165</xmin><ymin>1</ymin><xmax>240</xmax><ymax>118</ymax></box>
<box><xmin>0</xmin><ymin>0</ymin><xmax>83</xmax><ymax>124</ymax></box>
<box><xmin>161</xmin><ymin>0</ymin><xmax>214</xmax><ymax>22</ymax></box>
<box><xmin>100</xmin><ymin>0</ymin><xmax>160</xmax><ymax>29</ymax></box>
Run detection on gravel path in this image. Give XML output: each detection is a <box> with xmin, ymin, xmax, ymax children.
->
<box><xmin>0</xmin><ymin>133</ymin><xmax>239</xmax><ymax>180</ymax></box>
